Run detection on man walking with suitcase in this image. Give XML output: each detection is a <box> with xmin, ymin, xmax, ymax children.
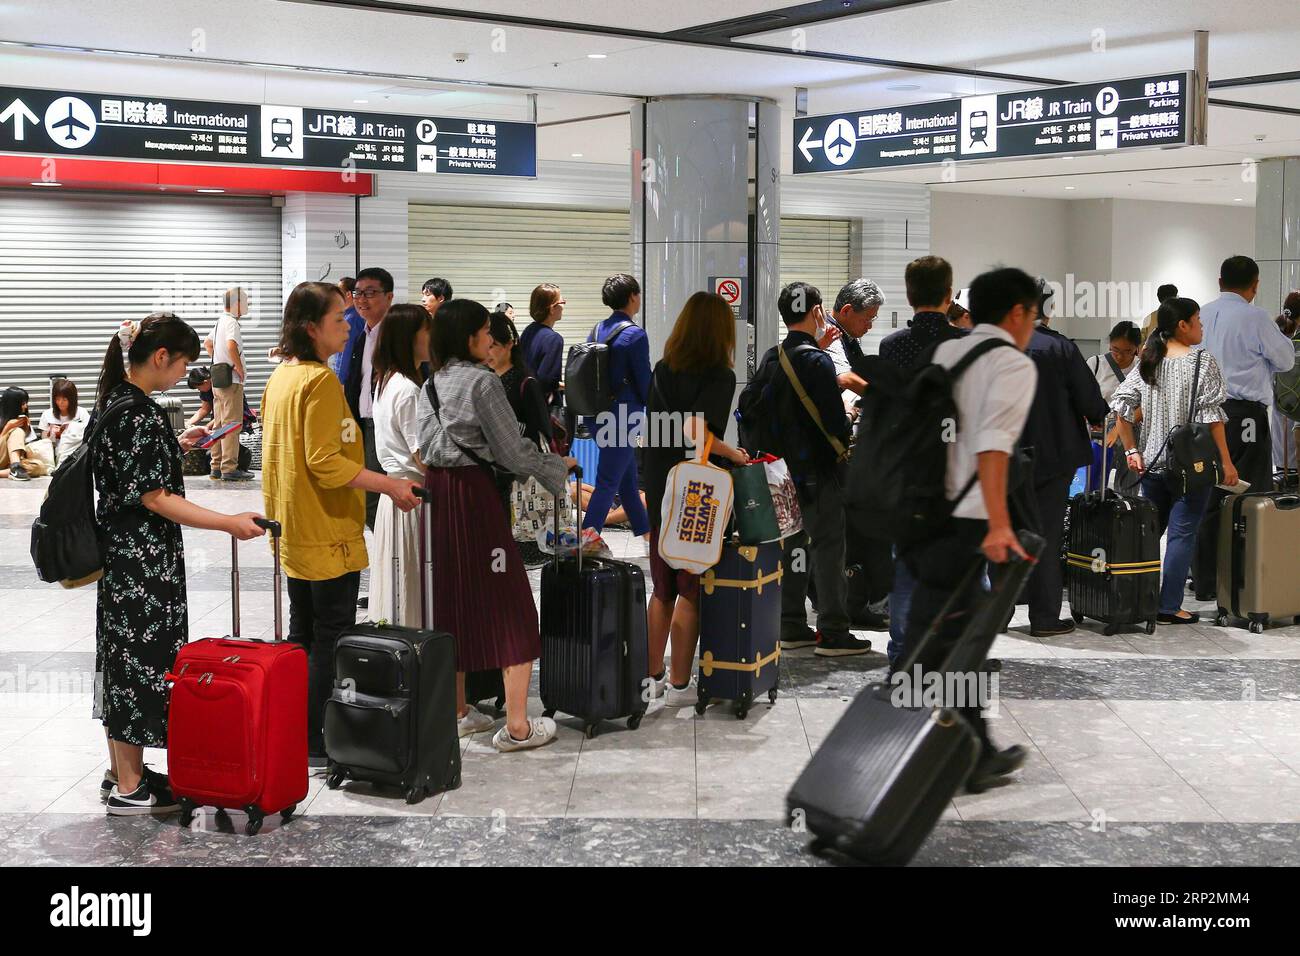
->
<box><xmin>900</xmin><ymin>267</ymin><xmax>1040</xmax><ymax>792</ymax></box>
<box><xmin>1194</xmin><ymin>255</ymin><xmax>1296</xmax><ymax>598</ymax></box>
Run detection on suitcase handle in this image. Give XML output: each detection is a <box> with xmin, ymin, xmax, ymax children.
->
<box><xmin>416</xmin><ymin>483</ymin><xmax>433</xmax><ymax>631</ymax></box>
<box><xmin>231</xmin><ymin>517</ymin><xmax>284</xmax><ymax>642</ymax></box>
<box><xmin>554</xmin><ymin>464</ymin><xmax>584</xmax><ymax>573</ymax></box>
<box><xmin>396</xmin><ymin>486</ymin><xmax>430</xmax><ymax>625</ymax></box>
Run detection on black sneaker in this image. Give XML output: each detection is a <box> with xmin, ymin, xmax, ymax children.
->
<box><xmin>106</xmin><ymin>776</ymin><xmax>180</xmax><ymax>816</ymax></box>
<box><xmin>814</xmin><ymin>631</ymin><xmax>873</xmax><ymax>657</ymax></box>
<box><xmin>1029</xmin><ymin>619</ymin><xmax>1076</xmax><ymax>638</ymax></box>
<box><xmin>8</xmin><ymin>462</ymin><xmax>29</xmax><ymax>481</ymax></box>
<box><xmin>965</xmin><ymin>744</ymin><xmax>1028</xmax><ymax>794</ymax></box>
<box><xmin>849</xmin><ymin>606</ymin><xmax>890</xmax><ymax>631</ymax></box>
<box><xmin>209</xmin><ymin>469</ymin><xmax>222</xmax><ymax>480</ymax></box>
<box><xmin>221</xmin><ymin>469</ymin><xmax>255</xmax><ymax>482</ymax></box>
<box><xmin>780</xmin><ymin>629</ymin><xmax>818</xmax><ymax>650</ymax></box>
<box><xmin>99</xmin><ymin>770</ymin><xmax>118</xmax><ymax>802</ymax></box>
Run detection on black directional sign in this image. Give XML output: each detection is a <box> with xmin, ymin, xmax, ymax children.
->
<box><xmin>793</xmin><ymin>72</ymin><xmax>1198</xmax><ymax>174</ymax></box>
<box><xmin>0</xmin><ymin>85</ymin><xmax>536</xmax><ymax>177</ymax></box>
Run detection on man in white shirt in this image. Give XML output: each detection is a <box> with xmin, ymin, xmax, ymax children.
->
<box><xmin>350</xmin><ymin>267</ymin><xmax>395</xmax><ymax>530</ymax></box>
<box><xmin>204</xmin><ymin>287</ymin><xmax>251</xmax><ymax>481</ymax></box>
<box><xmin>900</xmin><ymin>266</ymin><xmax>1039</xmax><ymax>794</ymax></box>
<box><xmin>1193</xmin><ymin>255</ymin><xmax>1297</xmax><ymax>598</ymax></box>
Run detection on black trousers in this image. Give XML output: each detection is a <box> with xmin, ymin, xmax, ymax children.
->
<box><xmin>361</xmin><ymin>418</ymin><xmax>379</xmax><ymax>531</ymax></box>
<box><xmin>1193</xmin><ymin>399</ymin><xmax>1271</xmax><ymax>597</ymax></box>
<box><xmin>287</xmin><ymin>571</ymin><xmax>361</xmax><ymax>757</ymax></box>
<box><xmin>901</xmin><ymin>518</ymin><xmax>995</xmax><ymax>754</ymax></box>
<box><xmin>1024</xmin><ymin>469</ymin><xmax>1074</xmax><ymax>628</ymax></box>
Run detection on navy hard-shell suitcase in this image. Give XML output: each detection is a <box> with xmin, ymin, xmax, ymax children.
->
<box><xmin>786</xmin><ymin>531</ymin><xmax>1043</xmax><ymax>865</ymax></box>
<box><xmin>696</xmin><ymin>540</ymin><xmax>783</xmax><ymax>719</ymax></box>
<box><xmin>538</xmin><ymin>478</ymin><xmax>649</xmax><ymax>738</ymax></box>
<box><xmin>323</xmin><ymin>489</ymin><xmax>461</xmax><ymax>804</ymax></box>
<box><xmin>1064</xmin><ymin>434</ymin><xmax>1160</xmax><ymax>636</ymax></box>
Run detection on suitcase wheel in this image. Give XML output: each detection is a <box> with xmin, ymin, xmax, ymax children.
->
<box><xmin>177</xmin><ymin>797</ymin><xmax>196</xmax><ymax>828</ymax></box>
<box><xmin>627</xmin><ymin>713</ymin><xmax>642</xmax><ymax>731</ymax></box>
<box><xmin>584</xmin><ymin>723</ymin><xmax>599</xmax><ymax>740</ymax></box>
<box><xmin>1144</xmin><ymin>620</ymin><xmax>1156</xmax><ymax>635</ymax></box>
<box><xmin>494</xmin><ymin>696</ymin><xmax>506</xmax><ymax>714</ymax></box>
<box><xmin>735</xmin><ymin>691</ymin><xmax>754</xmax><ymax>720</ymax></box>
<box><xmin>1214</xmin><ymin>609</ymin><xmax>1229</xmax><ymax>627</ymax></box>
<box><xmin>448</xmin><ymin>771</ymin><xmax>462</xmax><ymax>791</ymax></box>
<box><xmin>694</xmin><ymin>695</ymin><xmax>710</xmax><ymax>716</ymax></box>
<box><xmin>326</xmin><ymin>769</ymin><xmax>346</xmax><ymax>790</ymax></box>
<box><xmin>1293</xmin><ymin>615</ymin><xmax>1300</xmax><ymax>626</ymax></box>
<box><xmin>280</xmin><ymin>804</ymin><xmax>297</xmax><ymax>823</ymax></box>
<box><xmin>244</xmin><ymin>806</ymin><xmax>264</xmax><ymax>836</ymax></box>
<box><xmin>1103</xmin><ymin>623</ymin><xmax>1120</xmax><ymax>637</ymax></box>
<box><xmin>1071</xmin><ymin>611</ymin><xmax>1084</xmax><ymax>625</ymax></box>
<box><xmin>1249</xmin><ymin>619</ymin><xmax>1266</xmax><ymax>635</ymax></box>
<box><xmin>542</xmin><ymin>708</ymin><xmax>556</xmax><ymax>719</ymax></box>
<box><xmin>404</xmin><ymin>787</ymin><xmax>427</xmax><ymax>806</ymax></box>
<box><xmin>768</xmin><ymin>688</ymin><xmax>779</xmax><ymax>704</ymax></box>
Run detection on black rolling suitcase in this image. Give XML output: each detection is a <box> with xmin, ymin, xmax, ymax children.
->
<box><xmin>539</xmin><ymin>471</ymin><xmax>649</xmax><ymax>739</ymax></box>
<box><xmin>1064</xmin><ymin>429</ymin><xmax>1161</xmax><ymax>636</ymax></box>
<box><xmin>786</xmin><ymin>531</ymin><xmax>1043</xmax><ymax>866</ymax></box>
<box><xmin>323</xmin><ymin>488</ymin><xmax>461</xmax><ymax>804</ymax></box>
<box><xmin>696</xmin><ymin>539</ymin><xmax>783</xmax><ymax>719</ymax></box>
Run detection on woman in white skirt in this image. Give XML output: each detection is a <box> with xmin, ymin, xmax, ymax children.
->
<box><xmin>368</xmin><ymin>304</ymin><xmax>432</xmax><ymax>626</ymax></box>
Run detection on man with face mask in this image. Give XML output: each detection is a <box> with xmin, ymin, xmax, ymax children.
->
<box><xmin>741</xmin><ymin>282</ymin><xmax>868</xmax><ymax>658</ymax></box>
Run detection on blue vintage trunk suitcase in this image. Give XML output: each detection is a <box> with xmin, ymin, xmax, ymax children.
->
<box><xmin>695</xmin><ymin>540</ymin><xmax>783</xmax><ymax>719</ymax></box>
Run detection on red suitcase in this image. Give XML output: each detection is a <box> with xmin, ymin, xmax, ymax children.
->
<box><xmin>166</xmin><ymin>519</ymin><xmax>308</xmax><ymax>835</ymax></box>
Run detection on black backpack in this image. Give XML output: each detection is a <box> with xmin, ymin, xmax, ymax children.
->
<box><xmin>846</xmin><ymin>338</ymin><xmax>1012</xmax><ymax>545</ymax></box>
<box><xmin>564</xmin><ymin>320</ymin><xmax>633</xmax><ymax>416</ymax></box>
<box><xmin>737</xmin><ymin>344</ymin><xmax>823</xmax><ymax>464</ymax></box>
<box><xmin>30</xmin><ymin>393</ymin><xmax>145</xmax><ymax>587</ymax></box>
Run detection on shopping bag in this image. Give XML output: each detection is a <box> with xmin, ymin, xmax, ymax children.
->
<box><xmin>659</xmin><ymin>434</ymin><xmax>734</xmax><ymax>573</ymax></box>
<box><xmin>732</xmin><ymin>460</ymin><xmax>780</xmax><ymax>544</ymax></box>
<box><xmin>760</xmin><ymin>455</ymin><xmax>803</xmax><ymax>539</ymax></box>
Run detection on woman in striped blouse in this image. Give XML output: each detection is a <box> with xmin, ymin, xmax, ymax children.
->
<box><xmin>1110</xmin><ymin>297</ymin><xmax>1237</xmax><ymax>625</ymax></box>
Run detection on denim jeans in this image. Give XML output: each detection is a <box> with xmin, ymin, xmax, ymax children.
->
<box><xmin>886</xmin><ymin>551</ymin><xmax>915</xmax><ymax>669</ymax></box>
<box><xmin>1139</xmin><ymin>475</ymin><xmax>1212</xmax><ymax>615</ymax></box>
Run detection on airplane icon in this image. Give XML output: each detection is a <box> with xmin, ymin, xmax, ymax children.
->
<box><xmin>50</xmin><ymin>102</ymin><xmax>90</xmax><ymax>142</ymax></box>
<box><xmin>828</xmin><ymin>128</ymin><xmax>854</xmax><ymax>159</ymax></box>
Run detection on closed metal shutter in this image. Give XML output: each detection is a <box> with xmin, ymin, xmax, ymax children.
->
<box><xmin>407</xmin><ymin>205</ymin><xmax>851</xmax><ymax>361</ymax></box>
<box><xmin>779</xmin><ymin>216</ymin><xmax>853</xmax><ymax>312</ymax></box>
<box><xmin>0</xmin><ymin>189</ymin><xmax>282</xmax><ymax>421</ymax></box>
<box><xmin>408</xmin><ymin>203</ymin><xmax>632</xmax><ymax>350</ymax></box>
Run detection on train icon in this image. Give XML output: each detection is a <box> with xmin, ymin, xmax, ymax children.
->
<box><xmin>969</xmin><ymin>110</ymin><xmax>989</xmax><ymax>147</ymax></box>
<box><xmin>270</xmin><ymin>117</ymin><xmax>294</xmax><ymax>151</ymax></box>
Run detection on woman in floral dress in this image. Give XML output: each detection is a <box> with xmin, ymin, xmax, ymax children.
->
<box><xmin>92</xmin><ymin>313</ymin><xmax>267</xmax><ymax>817</ymax></box>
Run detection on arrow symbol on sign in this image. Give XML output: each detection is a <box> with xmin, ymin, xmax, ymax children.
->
<box><xmin>0</xmin><ymin>98</ymin><xmax>39</xmax><ymax>140</ymax></box>
<box><xmin>798</xmin><ymin>126</ymin><xmax>823</xmax><ymax>163</ymax></box>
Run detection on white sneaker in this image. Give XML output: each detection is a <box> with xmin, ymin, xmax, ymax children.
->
<box><xmin>665</xmin><ymin>677</ymin><xmax>699</xmax><ymax>708</ymax></box>
<box><xmin>492</xmin><ymin>716</ymin><xmax>558</xmax><ymax>752</ymax></box>
<box><xmin>458</xmin><ymin>704</ymin><xmax>496</xmax><ymax>737</ymax></box>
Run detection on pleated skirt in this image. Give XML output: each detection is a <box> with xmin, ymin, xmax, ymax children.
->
<box><xmin>426</xmin><ymin>464</ymin><xmax>540</xmax><ymax>671</ymax></box>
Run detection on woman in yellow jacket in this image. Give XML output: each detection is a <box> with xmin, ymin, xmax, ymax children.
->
<box><xmin>261</xmin><ymin>281</ymin><xmax>421</xmax><ymax>766</ymax></box>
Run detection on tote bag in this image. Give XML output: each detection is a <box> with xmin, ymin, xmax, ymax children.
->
<box><xmin>659</xmin><ymin>433</ymin><xmax>734</xmax><ymax>573</ymax></box>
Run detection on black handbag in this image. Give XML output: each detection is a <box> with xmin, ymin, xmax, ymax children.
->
<box><xmin>1150</xmin><ymin>350</ymin><xmax>1222</xmax><ymax>495</ymax></box>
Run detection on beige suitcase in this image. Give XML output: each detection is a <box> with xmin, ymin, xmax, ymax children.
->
<box><xmin>1215</xmin><ymin>491</ymin><xmax>1300</xmax><ymax>633</ymax></box>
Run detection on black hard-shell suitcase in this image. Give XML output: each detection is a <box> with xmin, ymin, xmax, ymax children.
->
<box><xmin>323</xmin><ymin>488</ymin><xmax>461</xmax><ymax>804</ymax></box>
<box><xmin>696</xmin><ymin>539</ymin><xmax>782</xmax><ymax>719</ymax></box>
<box><xmin>786</xmin><ymin>531</ymin><xmax>1043</xmax><ymax>865</ymax></box>
<box><xmin>538</xmin><ymin>472</ymin><xmax>649</xmax><ymax>738</ymax></box>
<box><xmin>1064</xmin><ymin>430</ymin><xmax>1160</xmax><ymax>636</ymax></box>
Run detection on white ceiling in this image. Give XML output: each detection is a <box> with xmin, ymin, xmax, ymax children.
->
<box><xmin>0</xmin><ymin>0</ymin><xmax>1296</xmax><ymax>203</ymax></box>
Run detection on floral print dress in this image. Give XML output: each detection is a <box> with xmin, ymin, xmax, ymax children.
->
<box><xmin>92</xmin><ymin>382</ymin><xmax>188</xmax><ymax>748</ymax></box>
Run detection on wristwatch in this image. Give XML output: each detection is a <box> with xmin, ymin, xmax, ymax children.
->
<box><xmin>1124</xmin><ymin>448</ymin><xmax>1140</xmax><ymax>457</ymax></box>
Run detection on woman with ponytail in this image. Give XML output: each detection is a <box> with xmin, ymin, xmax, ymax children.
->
<box><xmin>92</xmin><ymin>313</ymin><xmax>269</xmax><ymax>817</ymax></box>
<box><xmin>1110</xmin><ymin>298</ymin><xmax>1237</xmax><ymax>624</ymax></box>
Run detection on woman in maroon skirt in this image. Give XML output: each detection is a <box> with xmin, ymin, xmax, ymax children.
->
<box><xmin>417</xmin><ymin>299</ymin><xmax>576</xmax><ymax>752</ymax></box>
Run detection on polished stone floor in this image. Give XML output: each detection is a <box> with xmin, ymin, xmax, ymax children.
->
<box><xmin>2</xmin><ymin>476</ymin><xmax>1299</xmax><ymax>866</ymax></box>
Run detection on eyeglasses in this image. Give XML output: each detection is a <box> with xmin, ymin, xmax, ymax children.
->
<box><xmin>354</xmin><ymin>289</ymin><xmax>387</xmax><ymax>300</ymax></box>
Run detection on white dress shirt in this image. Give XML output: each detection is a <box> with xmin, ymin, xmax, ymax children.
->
<box><xmin>932</xmin><ymin>324</ymin><xmax>1037</xmax><ymax>522</ymax></box>
<box><xmin>1200</xmin><ymin>292</ymin><xmax>1295</xmax><ymax>404</ymax></box>
<box><xmin>359</xmin><ymin>319</ymin><xmax>383</xmax><ymax>420</ymax></box>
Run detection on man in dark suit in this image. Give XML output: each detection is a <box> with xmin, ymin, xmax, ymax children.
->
<box><xmin>1018</xmin><ymin>280</ymin><xmax>1109</xmax><ymax>636</ymax></box>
